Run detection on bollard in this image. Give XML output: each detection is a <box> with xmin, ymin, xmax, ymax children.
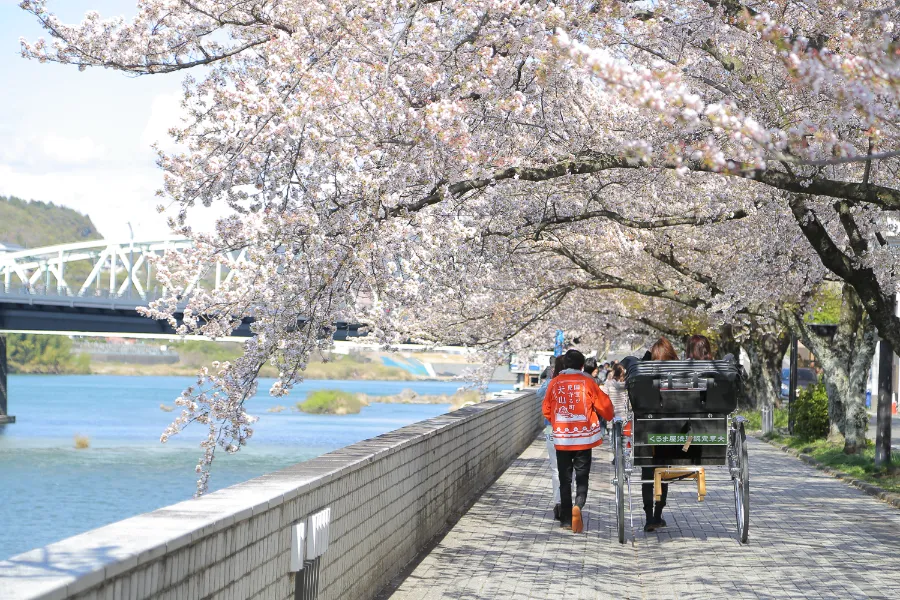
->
<box><xmin>761</xmin><ymin>403</ymin><xmax>773</xmax><ymax>434</ymax></box>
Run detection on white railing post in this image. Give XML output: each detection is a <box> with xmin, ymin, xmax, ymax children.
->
<box><xmin>761</xmin><ymin>402</ymin><xmax>773</xmax><ymax>434</ymax></box>
<box><xmin>109</xmin><ymin>246</ymin><xmax>117</xmax><ymax>295</ymax></box>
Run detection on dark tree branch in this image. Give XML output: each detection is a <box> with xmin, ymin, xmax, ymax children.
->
<box><xmin>787</xmin><ymin>194</ymin><xmax>900</xmax><ymax>352</ymax></box>
<box><xmin>395</xmin><ymin>151</ymin><xmax>900</xmax><ymax>217</ymax></box>
<box><xmin>550</xmin><ymin>244</ymin><xmax>710</xmax><ymax>309</ymax></box>
<box><xmin>643</xmin><ymin>246</ymin><xmax>724</xmax><ymax>296</ymax></box>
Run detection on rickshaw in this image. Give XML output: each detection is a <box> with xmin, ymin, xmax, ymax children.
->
<box><xmin>611</xmin><ymin>358</ymin><xmax>750</xmax><ymax>544</ymax></box>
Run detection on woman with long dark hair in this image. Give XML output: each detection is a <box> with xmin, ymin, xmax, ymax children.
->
<box><xmin>642</xmin><ymin>337</ymin><xmax>678</xmax><ymax>531</ymax></box>
<box><xmin>686</xmin><ymin>334</ymin><xmax>713</xmax><ymax>360</ymax></box>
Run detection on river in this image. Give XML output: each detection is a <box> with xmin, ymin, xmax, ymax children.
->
<box><xmin>0</xmin><ymin>375</ymin><xmax>509</xmax><ymax>560</ymax></box>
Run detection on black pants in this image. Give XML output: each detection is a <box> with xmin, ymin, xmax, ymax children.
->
<box><xmin>556</xmin><ymin>448</ymin><xmax>592</xmax><ymax>522</ymax></box>
<box><xmin>641</xmin><ymin>467</ymin><xmax>668</xmax><ymax>514</ymax></box>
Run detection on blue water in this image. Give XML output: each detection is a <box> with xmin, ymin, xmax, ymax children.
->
<box><xmin>0</xmin><ymin>376</ymin><xmax>507</xmax><ymax>560</ymax></box>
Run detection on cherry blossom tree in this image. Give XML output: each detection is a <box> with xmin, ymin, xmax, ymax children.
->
<box><xmin>21</xmin><ymin>0</ymin><xmax>900</xmax><ymax>489</ymax></box>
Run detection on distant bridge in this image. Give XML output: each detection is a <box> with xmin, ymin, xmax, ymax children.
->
<box><xmin>0</xmin><ymin>237</ymin><xmax>254</xmax><ymax>334</ymax></box>
<box><xmin>0</xmin><ymin>238</ymin><xmax>365</xmax><ymax>424</ymax></box>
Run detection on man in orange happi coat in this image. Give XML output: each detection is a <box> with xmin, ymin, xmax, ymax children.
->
<box><xmin>542</xmin><ymin>349</ymin><xmax>615</xmax><ymax>533</ymax></box>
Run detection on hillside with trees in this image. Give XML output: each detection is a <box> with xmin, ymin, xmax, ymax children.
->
<box><xmin>6</xmin><ymin>334</ymin><xmax>90</xmax><ymax>374</ymax></box>
<box><xmin>0</xmin><ymin>195</ymin><xmax>101</xmax><ymax>248</ymax></box>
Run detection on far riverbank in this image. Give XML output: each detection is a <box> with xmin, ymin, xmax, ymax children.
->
<box><xmin>9</xmin><ymin>335</ymin><xmax>516</xmax><ymax>383</ymax></box>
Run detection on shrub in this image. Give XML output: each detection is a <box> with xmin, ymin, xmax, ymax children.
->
<box><xmin>298</xmin><ymin>390</ymin><xmax>366</xmax><ymax>415</ymax></box>
<box><xmin>74</xmin><ymin>434</ymin><xmax>90</xmax><ymax>449</ymax></box>
<box><xmin>793</xmin><ymin>380</ymin><xmax>829</xmax><ymax>441</ymax></box>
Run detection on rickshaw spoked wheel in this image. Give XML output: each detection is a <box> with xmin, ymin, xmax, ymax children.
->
<box><xmin>613</xmin><ymin>419</ymin><xmax>625</xmax><ymax>544</ymax></box>
<box><xmin>731</xmin><ymin>420</ymin><xmax>750</xmax><ymax>544</ymax></box>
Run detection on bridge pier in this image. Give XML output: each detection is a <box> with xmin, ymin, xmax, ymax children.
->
<box><xmin>0</xmin><ymin>335</ymin><xmax>14</xmax><ymax>424</ymax></box>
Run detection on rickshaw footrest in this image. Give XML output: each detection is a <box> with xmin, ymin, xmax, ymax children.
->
<box><xmin>654</xmin><ymin>467</ymin><xmax>706</xmax><ymax>502</ymax></box>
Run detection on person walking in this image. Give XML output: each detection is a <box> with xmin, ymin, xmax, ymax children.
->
<box><xmin>539</xmin><ymin>355</ymin><xmax>554</xmax><ymax>382</ymax></box>
<box><xmin>535</xmin><ymin>355</ymin><xmax>567</xmax><ymax>521</ymax></box>
<box><xmin>605</xmin><ymin>363</ymin><xmax>628</xmax><ymax>418</ymax></box>
<box><xmin>598</xmin><ymin>362</ymin><xmax>610</xmax><ymax>383</ymax></box>
<box><xmin>584</xmin><ymin>357</ymin><xmax>600</xmax><ymax>384</ymax></box>
<box><xmin>542</xmin><ymin>349</ymin><xmax>614</xmax><ymax>533</ymax></box>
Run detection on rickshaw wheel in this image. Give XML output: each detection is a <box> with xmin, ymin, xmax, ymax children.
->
<box><xmin>731</xmin><ymin>420</ymin><xmax>750</xmax><ymax>544</ymax></box>
<box><xmin>613</xmin><ymin>420</ymin><xmax>625</xmax><ymax>544</ymax></box>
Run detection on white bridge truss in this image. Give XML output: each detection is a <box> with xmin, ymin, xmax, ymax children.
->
<box><xmin>0</xmin><ymin>238</ymin><xmax>247</xmax><ymax>302</ymax></box>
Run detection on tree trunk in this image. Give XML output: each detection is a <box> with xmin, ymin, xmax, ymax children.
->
<box><xmin>875</xmin><ymin>336</ymin><xmax>894</xmax><ymax>467</ymax></box>
<box><xmin>716</xmin><ymin>323</ymin><xmax>742</xmax><ymax>359</ymax></box>
<box><xmin>717</xmin><ymin>323</ymin><xmax>751</xmax><ymax>408</ymax></box>
<box><xmin>742</xmin><ymin>324</ymin><xmax>788</xmax><ymax>411</ymax></box>
<box><xmin>791</xmin><ymin>285</ymin><xmax>876</xmax><ymax>454</ymax></box>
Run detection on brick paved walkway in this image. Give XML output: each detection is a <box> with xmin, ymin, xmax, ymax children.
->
<box><xmin>389</xmin><ymin>436</ymin><xmax>900</xmax><ymax>599</ymax></box>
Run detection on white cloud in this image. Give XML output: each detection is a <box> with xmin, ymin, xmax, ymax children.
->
<box><xmin>141</xmin><ymin>92</ymin><xmax>188</xmax><ymax>154</ymax></box>
<box><xmin>40</xmin><ymin>134</ymin><xmax>107</xmax><ymax>164</ymax></box>
<box><xmin>0</xmin><ymin>133</ymin><xmax>108</xmax><ymax>169</ymax></box>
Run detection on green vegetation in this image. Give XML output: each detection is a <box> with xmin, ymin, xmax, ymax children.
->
<box><xmin>6</xmin><ymin>334</ymin><xmax>90</xmax><ymax>374</ymax></box>
<box><xmin>793</xmin><ymin>380</ymin><xmax>830</xmax><ymax>441</ymax></box>
<box><xmin>304</xmin><ymin>354</ymin><xmax>415</xmax><ymax>380</ymax></box>
<box><xmin>172</xmin><ymin>343</ymin><xmax>415</xmax><ymax>379</ymax></box>
<box><xmin>298</xmin><ymin>390</ymin><xmax>367</xmax><ymax>415</ymax></box>
<box><xmin>174</xmin><ymin>340</ymin><xmax>244</xmax><ymax>367</ymax></box>
<box><xmin>765</xmin><ymin>433</ymin><xmax>900</xmax><ymax>494</ymax></box>
<box><xmin>5</xmin><ymin>333</ymin><xmax>418</xmax><ymax>381</ymax></box>
<box><xmin>804</xmin><ymin>283</ymin><xmax>842</xmax><ymax>325</ymax></box>
<box><xmin>0</xmin><ymin>195</ymin><xmax>101</xmax><ymax>249</ymax></box>
<box><xmin>737</xmin><ymin>407</ymin><xmax>789</xmax><ymax>431</ymax></box>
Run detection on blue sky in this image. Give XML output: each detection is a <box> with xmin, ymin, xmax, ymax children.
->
<box><xmin>0</xmin><ymin>1</ymin><xmax>217</xmax><ymax>239</ymax></box>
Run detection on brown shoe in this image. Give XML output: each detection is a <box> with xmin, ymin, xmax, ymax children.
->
<box><xmin>572</xmin><ymin>506</ymin><xmax>584</xmax><ymax>533</ymax></box>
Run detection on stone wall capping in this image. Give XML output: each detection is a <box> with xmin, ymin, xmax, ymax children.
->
<box><xmin>100</xmin><ymin>554</ymin><xmax>138</xmax><ymax>584</ymax></box>
<box><xmin>0</xmin><ymin>565</ymin><xmax>73</xmax><ymax>600</ymax></box>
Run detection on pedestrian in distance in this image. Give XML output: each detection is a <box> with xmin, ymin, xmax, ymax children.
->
<box><xmin>542</xmin><ymin>349</ymin><xmax>615</xmax><ymax>533</ymax></box>
<box><xmin>539</xmin><ymin>355</ymin><xmax>554</xmax><ymax>382</ymax></box>
<box><xmin>605</xmin><ymin>363</ymin><xmax>628</xmax><ymax>418</ymax></box>
<box><xmin>599</xmin><ymin>361</ymin><xmax>610</xmax><ymax>383</ymax></box>
<box><xmin>535</xmin><ymin>355</ymin><xmax>567</xmax><ymax>521</ymax></box>
<box><xmin>584</xmin><ymin>357</ymin><xmax>600</xmax><ymax>384</ymax></box>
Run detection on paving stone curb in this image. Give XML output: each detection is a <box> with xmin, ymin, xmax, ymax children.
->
<box><xmin>752</xmin><ymin>433</ymin><xmax>900</xmax><ymax>510</ymax></box>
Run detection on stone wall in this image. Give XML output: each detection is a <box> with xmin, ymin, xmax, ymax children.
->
<box><xmin>0</xmin><ymin>392</ymin><xmax>540</xmax><ymax>600</ymax></box>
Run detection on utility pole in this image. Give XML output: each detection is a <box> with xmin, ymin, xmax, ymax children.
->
<box><xmin>0</xmin><ymin>334</ymin><xmax>14</xmax><ymax>424</ymax></box>
<box><xmin>875</xmin><ymin>298</ymin><xmax>895</xmax><ymax>468</ymax></box>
